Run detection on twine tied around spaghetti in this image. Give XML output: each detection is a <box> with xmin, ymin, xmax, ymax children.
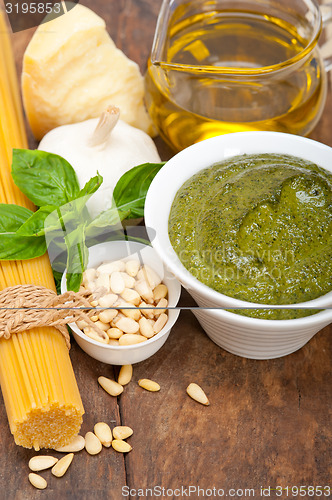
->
<box><xmin>0</xmin><ymin>284</ymin><xmax>105</xmax><ymax>349</ymax></box>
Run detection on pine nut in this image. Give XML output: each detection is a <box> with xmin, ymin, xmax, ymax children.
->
<box><xmin>85</xmin><ymin>280</ymin><xmax>97</xmax><ymax>292</ymax></box>
<box><xmin>94</xmin><ymin>422</ymin><xmax>113</xmax><ymax>447</ymax></box>
<box><xmin>29</xmin><ymin>456</ymin><xmax>58</xmax><ymax>472</ymax></box>
<box><xmin>83</xmin><ymin>268</ymin><xmax>96</xmax><ymax>283</ymax></box>
<box><xmin>120</xmin><ymin>272</ymin><xmax>136</xmax><ymax>289</ymax></box>
<box><xmin>112</xmin><ymin>426</ymin><xmax>133</xmax><ymax>440</ymax></box>
<box><xmin>112</xmin><ymin>439</ymin><xmax>132</xmax><ymax>453</ymax></box>
<box><xmin>111</xmin><ymin>312</ymin><xmax>126</xmax><ymax>327</ymax></box>
<box><xmin>139</xmin><ymin>301</ymin><xmax>154</xmax><ymax>319</ymax></box>
<box><xmin>153</xmin><ymin>313</ymin><xmax>168</xmax><ymax>334</ymax></box>
<box><xmin>51</xmin><ymin>453</ymin><xmax>74</xmax><ymax>477</ymax></box>
<box><xmin>99</xmin><ymin>309</ymin><xmax>118</xmax><ymax>323</ymax></box>
<box><xmin>85</xmin><ymin>432</ymin><xmax>102</xmax><ymax>455</ymax></box>
<box><xmin>186</xmin><ymin>383</ymin><xmax>210</xmax><ymax>406</ymax></box>
<box><xmin>153</xmin><ymin>298</ymin><xmax>168</xmax><ymax>317</ymax></box>
<box><xmin>115</xmin><ymin>317</ymin><xmax>139</xmax><ymax>334</ymax></box>
<box><xmin>153</xmin><ymin>284</ymin><xmax>168</xmax><ymax>301</ymax></box>
<box><xmin>121</xmin><ymin>288</ymin><xmax>141</xmax><ymax>306</ymax></box>
<box><xmin>55</xmin><ymin>435</ymin><xmax>85</xmax><ymax>453</ymax></box>
<box><xmin>120</xmin><ymin>304</ymin><xmax>141</xmax><ymax>321</ymax></box>
<box><xmin>109</xmin><ymin>339</ymin><xmax>120</xmax><ymax>346</ymax></box>
<box><xmin>138</xmin><ymin>379</ymin><xmax>160</xmax><ymax>392</ymax></box>
<box><xmin>28</xmin><ymin>473</ymin><xmax>47</xmax><ymax>490</ymax></box>
<box><xmin>95</xmin><ymin>273</ymin><xmax>110</xmax><ymax>293</ymax></box>
<box><xmin>135</xmin><ymin>280</ymin><xmax>153</xmax><ymax>302</ymax></box>
<box><xmin>97</xmin><ymin>260</ymin><xmax>125</xmax><ymax>274</ymax></box>
<box><xmin>107</xmin><ymin>327</ymin><xmax>123</xmax><ymax>339</ymax></box>
<box><xmin>139</xmin><ymin>317</ymin><xmax>154</xmax><ymax>338</ymax></box>
<box><xmin>118</xmin><ymin>365</ymin><xmax>133</xmax><ymax>385</ymax></box>
<box><xmin>118</xmin><ymin>334</ymin><xmax>147</xmax><ymax>346</ymax></box>
<box><xmin>98</xmin><ymin>293</ymin><xmax>118</xmax><ymax>308</ymax></box>
<box><xmin>94</xmin><ymin>320</ymin><xmax>109</xmax><ymax>332</ymax></box>
<box><xmin>125</xmin><ymin>259</ymin><xmax>140</xmax><ymax>277</ymax></box>
<box><xmin>110</xmin><ymin>271</ymin><xmax>125</xmax><ymax>294</ymax></box>
<box><xmin>98</xmin><ymin>376</ymin><xmax>124</xmax><ymax>396</ymax></box>
<box><xmin>142</xmin><ymin>265</ymin><xmax>162</xmax><ymax>289</ymax></box>
<box><xmin>84</xmin><ymin>327</ymin><xmax>109</xmax><ymax>344</ymax></box>
<box><xmin>76</xmin><ymin>320</ymin><xmax>88</xmax><ymax>329</ymax></box>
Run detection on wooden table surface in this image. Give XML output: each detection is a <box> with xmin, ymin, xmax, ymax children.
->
<box><xmin>1</xmin><ymin>1</ymin><xmax>331</xmax><ymax>499</ymax></box>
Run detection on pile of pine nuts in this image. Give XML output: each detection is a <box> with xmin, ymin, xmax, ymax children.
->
<box><xmin>27</xmin><ymin>361</ymin><xmax>209</xmax><ymax>490</ymax></box>
<box><xmin>28</xmin><ymin>422</ymin><xmax>134</xmax><ymax>490</ymax></box>
<box><xmin>78</xmin><ymin>258</ymin><xmax>169</xmax><ymax>345</ymax></box>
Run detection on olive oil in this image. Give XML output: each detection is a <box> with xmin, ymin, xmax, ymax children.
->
<box><xmin>145</xmin><ymin>9</ymin><xmax>326</xmax><ymax>151</ymax></box>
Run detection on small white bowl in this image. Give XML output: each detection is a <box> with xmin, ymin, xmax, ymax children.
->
<box><xmin>144</xmin><ymin>131</ymin><xmax>332</xmax><ymax>359</ymax></box>
<box><xmin>61</xmin><ymin>240</ymin><xmax>181</xmax><ymax>364</ymax></box>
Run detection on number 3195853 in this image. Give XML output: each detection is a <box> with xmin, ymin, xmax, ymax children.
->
<box><xmin>5</xmin><ymin>3</ymin><xmax>61</xmax><ymax>14</ymax></box>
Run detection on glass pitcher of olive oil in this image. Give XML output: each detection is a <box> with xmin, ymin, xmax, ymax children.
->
<box><xmin>145</xmin><ymin>0</ymin><xmax>332</xmax><ymax>151</ymax></box>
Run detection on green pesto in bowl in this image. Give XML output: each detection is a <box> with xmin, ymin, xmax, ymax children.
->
<box><xmin>168</xmin><ymin>153</ymin><xmax>332</xmax><ymax>319</ymax></box>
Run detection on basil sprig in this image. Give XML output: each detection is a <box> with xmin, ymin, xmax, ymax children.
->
<box><xmin>0</xmin><ymin>149</ymin><xmax>163</xmax><ymax>291</ymax></box>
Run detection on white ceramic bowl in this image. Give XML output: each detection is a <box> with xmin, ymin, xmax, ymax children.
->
<box><xmin>61</xmin><ymin>241</ymin><xmax>181</xmax><ymax>364</ymax></box>
<box><xmin>145</xmin><ymin>131</ymin><xmax>332</xmax><ymax>359</ymax></box>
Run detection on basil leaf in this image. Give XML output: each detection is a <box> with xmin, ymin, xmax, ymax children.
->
<box><xmin>0</xmin><ymin>233</ymin><xmax>46</xmax><ymax>260</ymax></box>
<box><xmin>12</xmin><ymin>149</ymin><xmax>80</xmax><ymax>207</ymax></box>
<box><xmin>78</xmin><ymin>172</ymin><xmax>103</xmax><ymax>198</ymax></box>
<box><xmin>0</xmin><ymin>204</ymin><xmax>33</xmax><ymax>232</ymax></box>
<box><xmin>65</xmin><ymin>225</ymin><xmax>88</xmax><ymax>292</ymax></box>
<box><xmin>16</xmin><ymin>205</ymin><xmax>57</xmax><ymax>236</ymax></box>
<box><xmin>113</xmin><ymin>162</ymin><xmax>165</xmax><ymax>218</ymax></box>
<box><xmin>87</xmin><ymin>206</ymin><xmax>130</xmax><ymax>231</ymax></box>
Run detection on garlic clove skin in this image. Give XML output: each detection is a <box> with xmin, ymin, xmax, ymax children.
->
<box><xmin>38</xmin><ymin>116</ymin><xmax>161</xmax><ymax>219</ymax></box>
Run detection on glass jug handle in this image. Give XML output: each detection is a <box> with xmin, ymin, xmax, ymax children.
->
<box><xmin>320</xmin><ymin>2</ymin><xmax>332</xmax><ymax>72</ymax></box>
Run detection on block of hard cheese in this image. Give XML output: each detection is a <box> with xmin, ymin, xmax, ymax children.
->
<box><xmin>22</xmin><ymin>3</ymin><xmax>154</xmax><ymax>140</ymax></box>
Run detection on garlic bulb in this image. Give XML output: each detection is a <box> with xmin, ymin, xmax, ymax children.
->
<box><xmin>38</xmin><ymin>106</ymin><xmax>161</xmax><ymax>218</ymax></box>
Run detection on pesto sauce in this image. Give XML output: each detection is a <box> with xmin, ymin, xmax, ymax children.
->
<box><xmin>168</xmin><ymin>154</ymin><xmax>332</xmax><ymax>319</ymax></box>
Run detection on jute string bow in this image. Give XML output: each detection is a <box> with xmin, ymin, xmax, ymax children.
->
<box><xmin>0</xmin><ymin>284</ymin><xmax>101</xmax><ymax>349</ymax></box>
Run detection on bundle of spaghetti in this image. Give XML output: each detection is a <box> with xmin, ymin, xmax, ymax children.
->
<box><xmin>0</xmin><ymin>12</ymin><xmax>84</xmax><ymax>450</ymax></box>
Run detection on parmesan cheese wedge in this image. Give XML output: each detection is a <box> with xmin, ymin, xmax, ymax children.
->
<box><xmin>22</xmin><ymin>3</ymin><xmax>154</xmax><ymax>140</ymax></box>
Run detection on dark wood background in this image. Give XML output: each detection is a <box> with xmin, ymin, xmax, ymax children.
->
<box><xmin>0</xmin><ymin>1</ymin><xmax>330</xmax><ymax>499</ymax></box>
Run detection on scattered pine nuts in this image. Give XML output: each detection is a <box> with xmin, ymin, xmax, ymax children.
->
<box><xmin>28</xmin><ymin>473</ymin><xmax>47</xmax><ymax>490</ymax></box>
<box><xmin>98</xmin><ymin>376</ymin><xmax>124</xmax><ymax>396</ymax></box>
<box><xmin>94</xmin><ymin>422</ymin><xmax>113</xmax><ymax>448</ymax></box>
<box><xmin>51</xmin><ymin>453</ymin><xmax>74</xmax><ymax>477</ymax></box>
<box><xmin>138</xmin><ymin>379</ymin><xmax>160</xmax><ymax>392</ymax></box>
<box><xmin>85</xmin><ymin>432</ymin><xmax>102</xmax><ymax>455</ymax></box>
<box><xmin>55</xmin><ymin>435</ymin><xmax>85</xmax><ymax>453</ymax></box>
<box><xmin>118</xmin><ymin>365</ymin><xmax>133</xmax><ymax>385</ymax></box>
<box><xmin>112</xmin><ymin>426</ymin><xmax>133</xmax><ymax>440</ymax></box>
<box><xmin>112</xmin><ymin>439</ymin><xmax>132</xmax><ymax>453</ymax></box>
<box><xmin>29</xmin><ymin>455</ymin><xmax>58</xmax><ymax>472</ymax></box>
<box><xmin>186</xmin><ymin>383</ymin><xmax>210</xmax><ymax>406</ymax></box>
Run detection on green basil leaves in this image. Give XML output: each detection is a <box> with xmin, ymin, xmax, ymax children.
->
<box><xmin>1</xmin><ymin>149</ymin><xmax>164</xmax><ymax>292</ymax></box>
